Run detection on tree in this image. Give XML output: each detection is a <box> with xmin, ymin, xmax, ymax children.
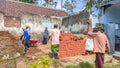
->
<box><xmin>84</xmin><ymin>0</ymin><xmax>103</xmax><ymax>22</ymax></box>
<box><xmin>42</xmin><ymin>0</ymin><xmax>57</xmax><ymax>8</ymax></box>
<box><xmin>63</xmin><ymin>0</ymin><xmax>77</xmax><ymax>14</ymax></box>
<box><xmin>84</xmin><ymin>0</ymin><xmax>96</xmax><ymax>14</ymax></box>
<box><xmin>84</xmin><ymin>0</ymin><xmax>103</xmax><ymax>13</ymax></box>
<box><xmin>61</xmin><ymin>0</ymin><xmax>63</xmax><ymax>9</ymax></box>
<box><xmin>16</xmin><ymin>0</ymin><xmax>38</xmax><ymax>4</ymax></box>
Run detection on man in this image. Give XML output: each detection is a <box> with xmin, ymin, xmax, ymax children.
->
<box><xmin>49</xmin><ymin>24</ymin><xmax>60</xmax><ymax>58</ymax></box>
<box><xmin>88</xmin><ymin>21</ymin><xmax>110</xmax><ymax>68</ymax></box>
<box><xmin>42</xmin><ymin>27</ymin><xmax>49</xmax><ymax>44</ymax></box>
<box><xmin>22</xmin><ymin>26</ymin><xmax>30</xmax><ymax>53</ymax></box>
<box><xmin>26</xmin><ymin>26</ymin><xmax>31</xmax><ymax>38</ymax></box>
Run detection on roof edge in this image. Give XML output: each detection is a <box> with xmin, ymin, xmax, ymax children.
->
<box><xmin>7</xmin><ymin>0</ymin><xmax>67</xmax><ymax>13</ymax></box>
<box><xmin>99</xmin><ymin>0</ymin><xmax>120</xmax><ymax>8</ymax></box>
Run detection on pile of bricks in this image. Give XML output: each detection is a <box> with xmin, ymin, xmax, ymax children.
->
<box><xmin>58</xmin><ymin>32</ymin><xmax>86</xmax><ymax>58</ymax></box>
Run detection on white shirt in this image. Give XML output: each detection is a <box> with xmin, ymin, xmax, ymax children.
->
<box><xmin>49</xmin><ymin>28</ymin><xmax>60</xmax><ymax>45</ymax></box>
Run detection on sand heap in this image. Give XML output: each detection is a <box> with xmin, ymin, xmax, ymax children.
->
<box><xmin>0</xmin><ymin>31</ymin><xmax>24</xmax><ymax>60</ymax></box>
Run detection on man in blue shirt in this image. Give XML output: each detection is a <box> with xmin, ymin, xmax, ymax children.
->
<box><xmin>22</xmin><ymin>29</ymin><xmax>30</xmax><ymax>53</ymax></box>
<box><xmin>42</xmin><ymin>27</ymin><xmax>49</xmax><ymax>44</ymax></box>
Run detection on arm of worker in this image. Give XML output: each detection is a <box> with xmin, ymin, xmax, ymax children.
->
<box><xmin>48</xmin><ymin>35</ymin><xmax>51</xmax><ymax>40</ymax></box>
<box><xmin>87</xmin><ymin>22</ymin><xmax>97</xmax><ymax>37</ymax></box>
<box><xmin>21</xmin><ymin>31</ymin><xmax>26</xmax><ymax>43</ymax></box>
<box><xmin>87</xmin><ymin>20</ymin><xmax>92</xmax><ymax>32</ymax></box>
<box><xmin>21</xmin><ymin>36</ymin><xmax>25</xmax><ymax>41</ymax></box>
<box><xmin>48</xmin><ymin>30</ymin><xmax>52</xmax><ymax>40</ymax></box>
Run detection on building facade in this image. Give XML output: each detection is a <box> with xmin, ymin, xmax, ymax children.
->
<box><xmin>0</xmin><ymin>0</ymin><xmax>67</xmax><ymax>39</ymax></box>
<box><xmin>100</xmin><ymin>0</ymin><xmax>120</xmax><ymax>53</ymax></box>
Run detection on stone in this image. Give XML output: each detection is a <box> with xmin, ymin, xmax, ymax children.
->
<box><xmin>2</xmin><ymin>54</ymin><xmax>10</xmax><ymax>60</ymax></box>
<box><xmin>16</xmin><ymin>61</ymin><xmax>27</xmax><ymax>68</ymax></box>
<box><xmin>14</xmin><ymin>52</ymin><xmax>21</xmax><ymax>58</ymax></box>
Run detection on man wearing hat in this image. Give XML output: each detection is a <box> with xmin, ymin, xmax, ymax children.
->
<box><xmin>88</xmin><ymin>21</ymin><xmax>110</xmax><ymax>68</ymax></box>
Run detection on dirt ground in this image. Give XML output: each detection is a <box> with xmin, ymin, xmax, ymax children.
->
<box><xmin>0</xmin><ymin>31</ymin><xmax>120</xmax><ymax>68</ymax></box>
<box><xmin>0</xmin><ymin>31</ymin><xmax>24</xmax><ymax>59</ymax></box>
<box><xmin>24</xmin><ymin>41</ymin><xmax>119</xmax><ymax>68</ymax></box>
<box><xmin>26</xmin><ymin>42</ymin><xmax>119</xmax><ymax>64</ymax></box>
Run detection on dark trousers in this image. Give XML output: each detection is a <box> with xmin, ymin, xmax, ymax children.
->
<box><xmin>95</xmin><ymin>53</ymin><xmax>104</xmax><ymax>68</ymax></box>
<box><xmin>42</xmin><ymin>37</ymin><xmax>47</xmax><ymax>44</ymax></box>
<box><xmin>23</xmin><ymin>40</ymin><xmax>30</xmax><ymax>52</ymax></box>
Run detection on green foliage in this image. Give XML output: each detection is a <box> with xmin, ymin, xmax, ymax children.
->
<box><xmin>79</xmin><ymin>62</ymin><xmax>93</xmax><ymax>68</ymax></box>
<box><xmin>30</xmin><ymin>55</ymin><xmax>51</xmax><ymax>68</ymax></box>
<box><xmin>84</xmin><ymin>0</ymin><xmax>103</xmax><ymax>14</ymax></box>
<box><xmin>65</xmin><ymin>62</ymin><xmax>93</xmax><ymax>68</ymax></box>
<box><xmin>65</xmin><ymin>62</ymin><xmax>120</xmax><ymax>68</ymax></box>
<box><xmin>104</xmin><ymin>64</ymin><xmax>120</xmax><ymax>68</ymax></box>
<box><xmin>17</xmin><ymin>0</ymin><xmax>37</xmax><ymax>4</ymax></box>
<box><xmin>42</xmin><ymin>0</ymin><xmax>57</xmax><ymax>8</ymax></box>
<box><xmin>96</xmin><ymin>23</ymin><xmax>103</xmax><ymax>30</ymax></box>
<box><xmin>63</xmin><ymin>0</ymin><xmax>77</xmax><ymax>14</ymax></box>
<box><xmin>53</xmin><ymin>59</ymin><xmax>60</xmax><ymax>65</ymax></box>
<box><xmin>65</xmin><ymin>65</ymin><xmax>79</xmax><ymax>68</ymax></box>
<box><xmin>53</xmin><ymin>59</ymin><xmax>62</xmax><ymax>68</ymax></box>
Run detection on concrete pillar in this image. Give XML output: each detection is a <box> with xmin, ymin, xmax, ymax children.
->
<box><xmin>104</xmin><ymin>23</ymin><xmax>115</xmax><ymax>53</ymax></box>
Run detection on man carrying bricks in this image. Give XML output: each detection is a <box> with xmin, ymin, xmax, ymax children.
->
<box><xmin>87</xmin><ymin>20</ymin><xmax>110</xmax><ymax>68</ymax></box>
<box><xmin>49</xmin><ymin>24</ymin><xmax>60</xmax><ymax>58</ymax></box>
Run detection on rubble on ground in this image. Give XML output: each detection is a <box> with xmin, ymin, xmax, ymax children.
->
<box><xmin>0</xmin><ymin>31</ymin><xmax>24</xmax><ymax>61</ymax></box>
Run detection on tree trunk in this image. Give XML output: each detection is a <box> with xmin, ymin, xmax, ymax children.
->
<box><xmin>61</xmin><ymin>0</ymin><xmax>63</xmax><ymax>9</ymax></box>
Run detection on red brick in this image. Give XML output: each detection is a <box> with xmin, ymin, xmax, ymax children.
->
<box><xmin>59</xmin><ymin>33</ymin><xmax>86</xmax><ymax>59</ymax></box>
<box><xmin>4</xmin><ymin>17</ymin><xmax>21</xmax><ymax>27</ymax></box>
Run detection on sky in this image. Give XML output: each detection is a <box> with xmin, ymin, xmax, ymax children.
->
<box><xmin>56</xmin><ymin>0</ymin><xmax>86</xmax><ymax>14</ymax></box>
<box><xmin>37</xmin><ymin>0</ymin><xmax>86</xmax><ymax>13</ymax></box>
<box><xmin>37</xmin><ymin>0</ymin><xmax>98</xmax><ymax>27</ymax></box>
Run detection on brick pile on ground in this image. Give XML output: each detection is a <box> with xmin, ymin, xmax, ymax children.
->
<box><xmin>58</xmin><ymin>32</ymin><xmax>86</xmax><ymax>58</ymax></box>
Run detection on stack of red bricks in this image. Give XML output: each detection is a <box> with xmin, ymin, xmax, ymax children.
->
<box><xmin>58</xmin><ymin>32</ymin><xmax>86</xmax><ymax>58</ymax></box>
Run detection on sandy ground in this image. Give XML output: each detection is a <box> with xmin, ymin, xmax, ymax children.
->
<box><xmin>25</xmin><ymin>41</ymin><xmax>119</xmax><ymax>66</ymax></box>
<box><xmin>0</xmin><ymin>31</ymin><xmax>119</xmax><ymax>68</ymax></box>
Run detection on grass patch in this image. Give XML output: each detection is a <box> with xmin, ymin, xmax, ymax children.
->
<box><xmin>65</xmin><ymin>62</ymin><xmax>94</xmax><ymax>68</ymax></box>
<box><xmin>65</xmin><ymin>62</ymin><xmax>120</xmax><ymax>68</ymax></box>
<box><xmin>104</xmin><ymin>64</ymin><xmax>120</xmax><ymax>68</ymax></box>
<box><xmin>30</xmin><ymin>55</ymin><xmax>51</xmax><ymax>68</ymax></box>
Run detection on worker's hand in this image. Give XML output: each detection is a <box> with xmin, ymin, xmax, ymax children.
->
<box><xmin>48</xmin><ymin>36</ymin><xmax>51</xmax><ymax>40</ymax></box>
<box><xmin>48</xmin><ymin>38</ymin><xmax>49</xmax><ymax>40</ymax></box>
<box><xmin>107</xmin><ymin>52</ymin><xmax>111</xmax><ymax>55</ymax></box>
<box><xmin>107</xmin><ymin>50</ymin><xmax>111</xmax><ymax>55</ymax></box>
<box><xmin>87</xmin><ymin>20</ymin><xmax>92</xmax><ymax>24</ymax></box>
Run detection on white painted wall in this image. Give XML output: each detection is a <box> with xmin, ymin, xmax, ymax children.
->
<box><xmin>0</xmin><ymin>13</ymin><xmax>62</xmax><ymax>40</ymax></box>
<box><xmin>20</xmin><ymin>14</ymin><xmax>62</xmax><ymax>33</ymax></box>
<box><xmin>0</xmin><ymin>13</ymin><xmax>5</xmax><ymax>31</ymax></box>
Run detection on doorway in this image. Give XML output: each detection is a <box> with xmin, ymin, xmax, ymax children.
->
<box><xmin>115</xmin><ymin>24</ymin><xmax>120</xmax><ymax>51</ymax></box>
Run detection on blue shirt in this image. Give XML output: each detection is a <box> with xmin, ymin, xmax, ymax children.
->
<box><xmin>26</xmin><ymin>28</ymin><xmax>30</xmax><ymax>35</ymax></box>
<box><xmin>44</xmin><ymin>30</ymin><xmax>49</xmax><ymax>38</ymax></box>
<box><xmin>23</xmin><ymin>30</ymin><xmax>30</xmax><ymax>41</ymax></box>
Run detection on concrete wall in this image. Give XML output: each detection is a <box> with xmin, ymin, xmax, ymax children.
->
<box><xmin>103</xmin><ymin>23</ymin><xmax>115</xmax><ymax>53</ymax></box>
<box><xmin>100</xmin><ymin>4</ymin><xmax>120</xmax><ymax>23</ymax></box>
<box><xmin>0</xmin><ymin>13</ymin><xmax>62</xmax><ymax>39</ymax></box>
<box><xmin>20</xmin><ymin>14</ymin><xmax>62</xmax><ymax>39</ymax></box>
<box><xmin>20</xmin><ymin>14</ymin><xmax>62</xmax><ymax>32</ymax></box>
<box><xmin>0</xmin><ymin>13</ymin><xmax>4</xmax><ymax>31</ymax></box>
<box><xmin>62</xmin><ymin>10</ymin><xmax>89</xmax><ymax>34</ymax></box>
<box><xmin>100</xmin><ymin>3</ymin><xmax>120</xmax><ymax>52</ymax></box>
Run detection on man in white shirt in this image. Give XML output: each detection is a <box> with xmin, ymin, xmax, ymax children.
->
<box><xmin>49</xmin><ymin>24</ymin><xmax>60</xmax><ymax>58</ymax></box>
